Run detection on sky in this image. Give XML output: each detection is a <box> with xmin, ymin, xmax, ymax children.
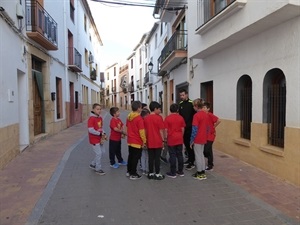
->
<box><xmin>88</xmin><ymin>0</ymin><xmax>158</xmax><ymax>71</ymax></box>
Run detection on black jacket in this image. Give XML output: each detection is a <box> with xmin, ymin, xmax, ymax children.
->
<box><xmin>179</xmin><ymin>99</ymin><xmax>195</xmax><ymax>129</ymax></box>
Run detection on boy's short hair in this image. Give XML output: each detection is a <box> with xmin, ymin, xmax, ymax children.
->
<box><xmin>170</xmin><ymin>103</ymin><xmax>179</xmax><ymax>113</ymax></box>
<box><xmin>110</xmin><ymin>107</ymin><xmax>119</xmax><ymax>116</ymax></box>
<box><xmin>141</xmin><ymin>103</ymin><xmax>147</xmax><ymax>109</ymax></box>
<box><xmin>141</xmin><ymin>108</ymin><xmax>150</xmax><ymax>118</ymax></box>
<box><xmin>204</xmin><ymin>102</ymin><xmax>211</xmax><ymax>109</ymax></box>
<box><xmin>92</xmin><ymin>103</ymin><xmax>101</xmax><ymax>109</ymax></box>
<box><xmin>131</xmin><ymin>101</ymin><xmax>142</xmax><ymax>111</ymax></box>
<box><xmin>149</xmin><ymin>101</ymin><xmax>161</xmax><ymax>112</ymax></box>
<box><xmin>193</xmin><ymin>98</ymin><xmax>205</xmax><ymax>108</ymax></box>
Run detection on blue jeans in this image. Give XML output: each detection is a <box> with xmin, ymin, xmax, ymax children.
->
<box><xmin>168</xmin><ymin>144</ymin><xmax>184</xmax><ymax>174</ymax></box>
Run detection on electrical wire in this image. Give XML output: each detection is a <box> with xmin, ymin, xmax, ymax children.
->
<box><xmin>90</xmin><ymin>0</ymin><xmax>187</xmax><ymax>10</ymax></box>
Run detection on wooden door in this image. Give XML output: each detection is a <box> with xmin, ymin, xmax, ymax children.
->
<box><xmin>33</xmin><ymin>72</ymin><xmax>43</xmax><ymax>135</ymax></box>
<box><xmin>69</xmin><ymin>82</ymin><xmax>75</xmax><ymax>126</ymax></box>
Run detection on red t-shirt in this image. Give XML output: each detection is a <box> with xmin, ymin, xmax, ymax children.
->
<box><xmin>192</xmin><ymin>110</ymin><xmax>208</xmax><ymax>144</ymax></box>
<box><xmin>207</xmin><ymin>112</ymin><xmax>219</xmax><ymax>141</ymax></box>
<box><xmin>164</xmin><ymin>113</ymin><xmax>186</xmax><ymax>146</ymax></box>
<box><xmin>144</xmin><ymin>114</ymin><xmax>165</xmax><ymax>148</ymax></box>
<box><xmin>87</xmin><ymin>115</ymin><xmax>103</xmax><ymax>145</ymax></box>
<box><xmin>110</xmin><ymin>117</ymin><xmax>123</xmax><ymax>141</ymax></box>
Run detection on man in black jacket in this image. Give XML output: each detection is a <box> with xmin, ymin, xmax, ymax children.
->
<box><xmin>179</xmin><ymin>89</ymin><xmax>196</xmax><ymax>170</ymax></box>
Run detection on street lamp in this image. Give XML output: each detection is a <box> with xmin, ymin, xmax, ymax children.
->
<box><xmin>148</xmin><ymin>62</ymin><xmax>158</xmax><ymax>76</ymax></box>
<box><xmin>148</xmin><ymin>62</ymin><xmax>154</xmax><ymax>73</ymax></box>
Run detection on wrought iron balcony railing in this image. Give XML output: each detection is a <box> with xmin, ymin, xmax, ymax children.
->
<box><xmin>160</xmin><ymin>30</ymin><xmax>187</xmax><ymax>65</ymax></box>
<box><xmin>68</xmin><ymin>47</ymin><xmax>82</xmax><ymax>72</ymax></box>
<box><xmin>25</xmin><ymin>0</ymin><xmax>58</xmax><ymax>50</ymax></box>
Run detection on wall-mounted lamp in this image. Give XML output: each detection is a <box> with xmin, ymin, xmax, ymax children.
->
<box><xmin>148</xmin><ymin>62</ymin><xmax>158</xmax><ymax>76</ymax></box>
<box><xmin>51</xmin><ymin>92</ymin><xmax>56</xmax><ymax>101</ymax></box>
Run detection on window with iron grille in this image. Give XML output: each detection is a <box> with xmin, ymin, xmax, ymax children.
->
<box><xmin>263</xmin><ymin>69</ymin><xmax>286</xmax><ymax>148</ymax></box>
<box><xmin>237</xmin><ymin>75</ymin><xmax>252</xmax><ymax>140</ymax></box>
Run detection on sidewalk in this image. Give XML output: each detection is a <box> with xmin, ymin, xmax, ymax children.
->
<box><xmin>0</xmin><ymin>118</ymin><xmax>299</xmax><ymax>225</ymax></box>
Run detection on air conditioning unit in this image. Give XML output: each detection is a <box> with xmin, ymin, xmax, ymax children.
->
<box><xmin>16</xmin><ymin>3</ymin><xmax>24</xmax><ymax>19</ymax></box>
<box><xmin>88</xmin><ymin>54</ymin><xmax>94</xmax><ymax>64</ymax></box>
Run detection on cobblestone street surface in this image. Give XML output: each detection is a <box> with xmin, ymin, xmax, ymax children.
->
<box><xmin>0</xmin><ymin>110</ymin><xmax>299</xmax><ymax>225</ymax></box>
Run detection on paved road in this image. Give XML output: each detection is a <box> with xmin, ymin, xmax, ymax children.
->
<box><xmin>23</xmin><ymin>110</ymin><xmax>298</xmax><ymax>225</ymax></box>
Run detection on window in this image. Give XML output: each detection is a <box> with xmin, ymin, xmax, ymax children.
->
<box><xmin>131</xmin><ymin>58</ymin><xmax>133</xmax><ymax>69</ymax></box>
<box><xmin>84</xmin><ymin>15</ymin><xmax>87</xmax><ymax>32</ymax></box>
<box><xmin>56</xmin><ymin>77</ymin><xmax>63</xmax><ymax>119</ymax></box>
<box><xmin>107</xmin><ymin>72</ymin><xmax>109</xmax><ymax>80</ymax></box>
<box><xmin>114</xmin><ymin>67</ymin><xmax>116</xmax><ymax>76</ymax></box>
<box><xmin>263</xmin><ymin>69</ymin><xmax>286</xmax><ymax>148</ymax></box>
<box><xmin>155</xmin><ymin>33</ymin><xmax>158</xmax><ymax>48</ymax></box>
<box><xmin>75</xmin><ymin>91</ymin><xmax>78</xmax><ymax>109</ymax></box>
<box><xmin>85</xmin><ymin>49</ymin><xmax>88</xmax><ymax>66</ymax></box>
<box><xmin>139</xmin><ymin>48</ymin><xmax>142</xmax><ymax>64</ymax></box>
<box><xmin>237</xmin><ymin>75</ymin><xmax>252</xmax><ymax>140</ymax></box>
<box><xmin>160</xmin><ymin>22</ymin><xmax>163</xmax><ymax>36</ymax></box>
<box><xmin>70</xmin><ymin>0</ymin><xmax>75</xmax><ymax>22</ymax></box>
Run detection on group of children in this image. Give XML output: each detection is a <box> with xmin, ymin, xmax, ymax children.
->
<box><xmin>87</xmin><ymin>98</ymin><xmax>220</xmax><ymax>181</ymax></box>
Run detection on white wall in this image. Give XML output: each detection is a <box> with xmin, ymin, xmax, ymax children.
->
<box><xmin>0</xmin><ymin>1</ymin><xmax>27</xmax><ymax>127</ymax></box>
<box><xmin>189</xmin><ymin>15</ymin><xmax>300</xmax><ymax>127</ymax></box>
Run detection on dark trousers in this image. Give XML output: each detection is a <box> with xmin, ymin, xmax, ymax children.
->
<box><xmin>127</xmin><ymin>146</ymin><xmax>142</xmax><ymax>175</ymax></box>
<box><xmin>109</xmin><ymin>139</ymin><xmax>123</xmax><ymax>165</ymax></box>
<box><xmin>148</xmin><ymin>148</ymin><xmax>162</xmax><ymax>174</ymax></box>
<box><xmin>184</xmin><ymin>128</ymin><xmax>195</xmax><ymax>164</ymax></box>
<box><xmin>168</xmin><ymin>144</ymin><xmax>184</xmax><ymax>174</ymax></box>
<box><xmin>204</xmin><ymin>141</ymin><xmax>214</xmax><ymax>167</ymax></box>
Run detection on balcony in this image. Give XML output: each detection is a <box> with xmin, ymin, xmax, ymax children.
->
<box><xmin>193</xmin><ymin>0</ymin><xmax>300</xmax><ymax>59</ymax></box>
<box><xmin>25</xmin><ymin>0</ymin><xmax>58</xmax><ymax>50</ymax></box>
<box><xmin>122</xmin><ymin>87</ymin><xmax>128</xmax><ymax>93</ymax></box>
<box><xmin>136</xmin><ymin>80</ymin><xmax>141</xmax><ymax>89</ymax></box>
<box><xmin>144</xmin><ymin>72</ymin><xmax>153</xmax><ymax>86</ymax></box>
<box><xmin>90</xmin><ymin>69</ymin><xmax>97</xmax><ymax>80</ymax></box>
<box><xmin>68</xmin><ymin>47</ymin><xmax>82</xmax><ymax>72</ymax></box>
<box><xmin>128</xmin><ymin>83</ymin><xmax>134</xmax><ymax>92</ymax></box>
<box><xmin>153</xmin><ymin>0</ymin><xmax>187</xmax><ymax>22</ymax></box>
<box><xmin>111</xmin><ymin>87</ymin><xmax>116</xmax><ymax>93</ymax></box>
<box><xmin>159</xmin><ymin>30</ymin><xmax>187</xmax><ymax>72</ymax></box>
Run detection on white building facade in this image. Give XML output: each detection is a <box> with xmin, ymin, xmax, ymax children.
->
<box><xmin>0</xmin><ymin>0</ymin><xmax>103</xmax><ymax>169</ymax></box>
<box><xmin>187</xmin><ymin>0</ymin><xmax>300</xmax><ymax>185</ymax></box>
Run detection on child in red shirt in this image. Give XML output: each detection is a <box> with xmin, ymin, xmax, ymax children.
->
<box><xmin>164</xmin><ymin>103</ymin><xmax>186</xmax><ymax>178</ymax></box>
<box><xmin>190</xmin><ymin>99</ymin><xmax>208</xmax><ymax>180</ymax></box>
<box><xmin>144</xmin><ymin>101</ymin><xmax>165</xmax><ymax>180</ymax></box>
<box><xmin>87</xmin><ymin>103</ymin><xmax>106</xmax><ymax>175</ymax></box>
<box><xmin>109</xmin><ymin>107</ymin><xmax>127</xmax><ymax>169</ymax></box>
<box><xmin>126</xmin><ymin>101</ymin><xmax>146</xmax><ymax>180</ymax></box>
<box><xmin>203</xmin><ymin>102</ymin><xmax>221</xmax><ymax>171</ymax></box>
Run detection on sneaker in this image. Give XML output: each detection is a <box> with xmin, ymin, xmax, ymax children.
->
<box><xmin>192</xmin><ymin>172</ymin><xmax>207</xmax><ymax>180</ymax></box>
<box><xmin>166</xmin><ymin>172</ymin><xmax>177</xmax><ymax>178</ymax></box>
<box><xmin>110</xmin><ymin>163</ymin><xmax>119</xmax><ymax>169</ymax></box>
<box><xmin>129</xmin><ymin>174</ymin><xmax>142</xmax><ymax>180</ymax></box>
<box><xmin>176</xmin><ymin>171</ymin><xmax>185</xmax><ymax>177</ymax></box>
<box><xmin>199</xmin><ymin>174</ymin><xmax>207</xmax><ymax>180</ymax></box>
<box><xmin>142</xmin><ymin>170</ymin><xmax>148</xmax><ymax>176</ymax></box>
<box><xmin>160</xmin><ymin>156</ymin><xmax>168</xmax><ymax>164</ymax></box>
<box><xmin>183</xmin><ymin>160</ymin><xmax>190</xmax><ymax>166</ymax></box>
<box><xmin>89</xmin><ymin>164</ymin><xmax>96</xmax><ymax>170</ymax></box>
<box><xmin>95</xmin><ymin>170</ymin><xmax>105</xmax><ymax>175</ymax></box>
<box><xmin>126</xmin><ymin>172</ymin><xmax>130</xmax><ymax>177</ymax></box>
<box><xmin>147</xmin><ymin>173</ymin><xmax>155</xmax><ymax>180</ymax></box>
<box><xmin>205</xmin><ymin>166</ymin><xmax>213</xmax><ymax>171</ymax></box>
<box><xmin>185</xmin><ymin>163</ymin><xmax>195</xmax><ymax>170</ymax></box>
<box><xmin>118</xmin><ymin>161</ymin><xmax>127</xmax><ymax>166</ymax></box>
<box><xmin>154</xmin><ymin>173</ymin><xmax>165</xmax><ymax>180</ymax></box>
